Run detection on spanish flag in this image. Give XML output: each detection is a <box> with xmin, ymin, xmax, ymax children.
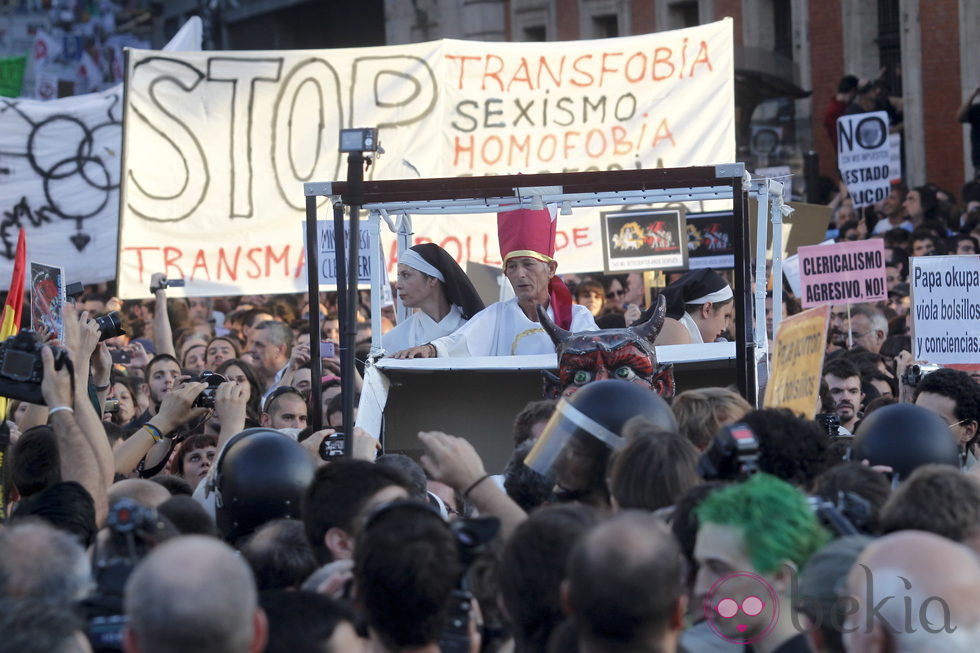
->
<box><xmin>0</xmin><ymin>228</ymin><xmax>26</xmax><ymax>419</ymax></box>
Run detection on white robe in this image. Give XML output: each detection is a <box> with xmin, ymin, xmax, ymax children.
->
<box><xmin>382</xmin><ymin>305</ymin><xmax>467</xmax><ymax>352</ymax></box>
<box><xmin>431</xmin><ymin>298</ymin><xmax>598</xmax><ymax>357</ymax></box>
<box><xmin>679</xmin><ymin>312</ymin><xmax>704</xmax><ymax>344</ymax></box>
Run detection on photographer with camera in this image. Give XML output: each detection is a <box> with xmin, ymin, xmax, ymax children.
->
<box><xmin>113</xmin><ymin>371</ymin><xmax>248</xmax><ymax>482</ymax></box>
<box><xmin>911</xmin><ymin>367</ymin><xmax>980</xmax><ymax>470</ymax></box>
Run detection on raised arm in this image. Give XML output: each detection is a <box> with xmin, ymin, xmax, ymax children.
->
<box><xmin>957</xmin><ymin>85</ymin><xmax>980</xmax><ymax>123</ymax></box>
<box><xmin>418</xmin><ymin>430</ymin><xmax>527</xmax><ymax>540</ymax></box>
<box><xmin>40</xmin><ymin>346</ymin><xmax>108</xmax><ymax>525</ymax></box>
<box><xmin>150</xmin><ymin>272</ymin><xmax>177</xmax><ymax>358</ymax></box>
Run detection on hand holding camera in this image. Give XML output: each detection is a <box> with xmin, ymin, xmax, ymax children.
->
<box><xmin>150</xmin><ymin>272</ymin><xmax>186</xmax><ymax>295</ymax></box>
<box><xmin>152</xmin><ymin>381</ymin><xmax>209</xmax><ymax>434</ymax></box>
<box><xmin>212</xmin><ymin>379</ymin><xmax>246</xmax><ymax>436</ymax></box>
<box><xmin>40</xmin><ymin>346</ymin><xmax>72</xmax><ymax>409</ymax></box>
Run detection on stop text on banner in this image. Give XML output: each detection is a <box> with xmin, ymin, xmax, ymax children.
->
<box><xmin>117</xmin><ymin>20</ymin><xmax>735</xmax><ymax>298</ymax></box>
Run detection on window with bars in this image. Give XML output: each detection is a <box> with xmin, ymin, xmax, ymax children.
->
<box><xmin>877</xmin><ymin>0</ymin><xmax>902</xmax><ymax>95</ymax></box>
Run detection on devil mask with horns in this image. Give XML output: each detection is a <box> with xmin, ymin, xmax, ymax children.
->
<box><xmin>538</xmin><ymin>294</ymin><xmax>675</xmax><ymax>399</ymax></box>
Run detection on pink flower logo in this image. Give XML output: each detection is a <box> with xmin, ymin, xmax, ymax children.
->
<box><xmin>704</xmin><ymin>572</ymin><xmax>780</xmax><ymax>644</ymax></box>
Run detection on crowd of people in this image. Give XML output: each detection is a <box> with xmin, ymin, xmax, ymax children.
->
<box><xmin>2</xmin><ymin>80</ymin><xmax>980</xmax><ymax>652</ymax></box>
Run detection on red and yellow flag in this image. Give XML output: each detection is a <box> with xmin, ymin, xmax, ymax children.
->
<box><xmin>0</xmin><ymin>228</ymin><xmax>26</xmax><ymax>418</ymax></box>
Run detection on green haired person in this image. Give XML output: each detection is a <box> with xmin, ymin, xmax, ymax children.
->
<box><xmin>693</xmin><ymin>473</ymin><xmax>829</xmax><ymax>651</ymax></box>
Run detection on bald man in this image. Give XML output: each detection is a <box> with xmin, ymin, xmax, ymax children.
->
<box><xmin>564</xmin><ymin>511</ymin><xmax>686</xmax><ymax>653</ymax></box>
<box><xmin>123</xmin><ymin>536</ymin><xmax>267</xmax><ymax>653</ymax></box>
<box><xmin>843</xmin><ymin>531</ymin><xmax>980</xmax><ymax>653</ymax></box>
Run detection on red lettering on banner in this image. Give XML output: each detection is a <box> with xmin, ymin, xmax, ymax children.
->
<box><xmin>585</xmin><ymin>129</ymin><xmax>606</xmax><ymax>158</ymax></box>
<box><xmin>537</xmin><ymin>134</ymin><xmax>557</xmax><ymax>162</ymax></box>
<box><xmin>690</xmin><ymin>40</ymin><xmax>713</xmax><ymax>75</ymax></box>
<box><xmin>164</xmin><ymin>247</ymin><xmax>186</xmax><ymax>279</ymax></box>
<box><xmin>190</xmin><ymin>250</ymin><xmax>210</xmax><ymax>280</ymax></box>
<box><xmin>537</xmin><ymin>56</ymin><xmax>564</xmax><ymax>88</ymax></box>
<box><xmin>454</xmin><ymin>135</ymin><xmax>475</xmax><ymax>170</ymax></box>
<box><xmin>599</xmin><ymin>52</ymin><xmax>622</xmax><ymax>86</ymax></box>
<box><xmin>509</xmin><ymin>134</ymin><xmax>531</xmax><ymax>167</ymax></box>
<box><xmin>265</xmin><ymin>245</ymin><xmax>289</xmax><ymax>278</ymax></box>
<box><xmin>124</xmin><ymin>247</ymin><xmax>161</xmax><ymax>283</ymax></box>
<box><xmin>624</xmin><ymin>52</ymin><xmax>646</xmax><ymax>83</ymax></box>
<box><xmin>571</xmin><ymin>55</ymin><xmax>594</xmax><ymax>87</ymax></box>
<box><xmin>218</xmin><ymin>247</ymin><xmax>241</xmax><ymax>281</ymax></box>
<box><xmin>246</xmin><ymin>248</ymin><xmax>263</xmax><ymax>279</ymax></box>
<box><xmin>563</xmin><ymin>131</ymin><xmax>580</xmax><ymax>158</ymax></box>
<box><xmin>507</xmin><ymin>57</ymin><xmax>533</xmax><ymax>91</ymax></box>
<box><xmin>555</xmin><ymin>230</ymin><xmax>569</xmax><ymax>251</ymax></box>
<box><xmin>652</xmin><ymin>47</ymin><xmax>675</xmax><ymax>81</ymax></box>
<box><xmin>482</xmin><ymin>54</ymin><xmax>505</xmax><ymax>91</ymax></box>
<box><xmin>445</xmin><ymin>54</ymin><xmax>481</xmax><ymax>89</ymax></box>
<box><xmin>573</xmin><ymin>227</ymin><xmax>593</xmax><ymax>248</ymax></box>
<box><xmin>441</xmin><ymin>237</ymin><xmax>462</xmax><ymax>260</ymax></box>
<box><xmin>651</xmin><ymin>118</ymin><xmax>676</xmax><ymax>148</ymax></box>
<box><xmin>482</xmin><ymin>135</ymin><xmax>503</xmax><ymax>166</ymax></box>
<box><xmin>482</xmin><ymin>234</ymin><xmax>501</xmax><ymax>266</ymax></box>
<box><xmin>612</xmin><ymin>126</ymin><xmax>632</xmax><ymax>155</ymax></box>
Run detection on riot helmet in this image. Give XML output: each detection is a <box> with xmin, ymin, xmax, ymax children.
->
<box><xmin>852</xmin><ymin>404</ymin><xmax>960</xmax><ymax>482</ymax></box>
<box><xmin>210</xmin><ymin>428</ymin><xmax>316</xmax><ymax>543</ymax></box>
<box><xmin>526</xmin><ymin>380</ymin><xmax>676</xmax><ymax>497</ymax></box>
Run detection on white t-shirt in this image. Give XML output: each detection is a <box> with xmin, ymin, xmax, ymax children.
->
<box><xmin>382</xmin><ymin>305</ymin><xmax>467</xmax><ymax>352</ymax></box>
<box><xmin>431</xmin><ymin>298</ymin><xmax>598</xmax><ymax>357</ymax></box>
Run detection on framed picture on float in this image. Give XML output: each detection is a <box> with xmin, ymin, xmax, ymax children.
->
<box><xmin>600</xmin><ymin>208</ymin><xmax>687</xmax><ymax>272</ymax></box>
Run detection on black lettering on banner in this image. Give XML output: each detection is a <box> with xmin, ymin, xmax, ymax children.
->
<box><xmin>1</xmin><ymin>89</ymin><xmax>123</xmax><ymax>255</ymax></box>
<box><xmin>127</xmin><ymin>57</ymin><xmax>210</xmax><ymax>222</ymax></box>
<box><xmin>271</xmin><ymin>57</ymin><xmax>343</xmax><ymax>211</ymax></box>
<box><xmin>206</xmin><ymin>58</ymin><xmax>283</xmax><ymax>219</ymax></box>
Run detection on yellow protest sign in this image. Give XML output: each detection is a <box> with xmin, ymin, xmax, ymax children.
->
<box><xmin>764</xmin><ymin>305</ymin><xmax>829</xmax><ymax>419</ymax></box>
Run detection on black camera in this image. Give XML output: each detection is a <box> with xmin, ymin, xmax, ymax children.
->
<box><xmin>815</xmin><ymin>412</ymin><xmax>842</xmax><ymax>439</ymax></box>
<box><xmin>191</xmin><ymin>371</ymin><xmax>226</xmax><ymax>408</ymax></box>
<box><xmin>85</xmin><ymin>498</ymin><xmax>172</xmax><ymax>652</ymax></box>
<box><xmin>149</xmin><ymin>277</ymin><xmax>185</xmax><ymax>294</ymax></box>
<box><xmin>439</xmin><ymin>517</ymin><xmax>500</xmax><ymax>653</ymax></box>
<box><xmin>901</xmin><ymin>363</ymin><xmax>941</xmax><ymax>387</ymax></box>
<box><xmin>319</xmin><ymin>432</ymin><xmax>346</xmax><ymax>460</ymax></box>
<box><xmin>0</xmin><ymin>330</ymin><xmax>69</xmax><ymax>404</ymax></box>
<box><xmin>697</xmin><ymin>423</ymin><xmax>760</xmax><ymax>481</ymax></box>
<box><xmin>95</xmin><ymin>311</ymin><xmax>126</xmax><ymax>342</ymax></box>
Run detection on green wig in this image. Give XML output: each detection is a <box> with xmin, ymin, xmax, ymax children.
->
<box><xmin>695</xmin><ymin>473</ymin><xmax>829</xmax><ymax>575</ymax></box>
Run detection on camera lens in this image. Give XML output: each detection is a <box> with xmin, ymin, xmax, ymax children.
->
<box><xmin>95</xmin><ymin>311</ymin><xmax>126</xmax><ymax>342</ymax></box>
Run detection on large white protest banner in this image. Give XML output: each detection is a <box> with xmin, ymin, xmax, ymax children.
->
<box><xmin>0</xmin><ymin>19</ymin><xmax>202</xmax><ymax>291</ymax></box>
<box><xmin>836</xmin><ymin>110</ymin><xmax>891</xmax><ymax>208</ymax></box>
<box><xmin>910</xmin><ymin>255</ymin><xmax>980</xmax><ymax>364</ymax></box>
<box><xmin>117</xmin><ymin>20</ymin><xmax>735</xmax><ymax>298</ymax></box>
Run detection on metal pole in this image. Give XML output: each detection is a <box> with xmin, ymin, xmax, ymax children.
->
<box><xmin>732</xmin><ymin>175</ymin><xmax>757</xmax><ymax>405</ymax></box>
<box><xmin>305</xmin><ymin>195</ymin><xmax>323</xmax><ymax>432</ymax></box>
<box><xmin>332</xmin><ymin>201</ymin><xmax>348</xmax><ymax>441</ymax></box>
<box><xmin>341</xmin><ymin>152</ymin><xmax>365</xmax><ymax>457</ymax></box>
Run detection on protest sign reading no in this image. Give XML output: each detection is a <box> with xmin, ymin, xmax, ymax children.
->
<box><xmin>797</xmin><ymin>239</ymin><xmax>887</xmax><ymax>308</ymax></box>
<box><xmin>910</xmin><ymin>256</ymin><xmax>980</xmax><ymax>364</ymax></box>
<box><xmin>837</xmin><ymin>111</ymin><xmax>891</xmax><ymax>208</ymax></box>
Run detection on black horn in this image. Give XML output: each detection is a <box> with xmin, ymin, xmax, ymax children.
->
<box><xmin>537</xmin><ymin>304</ymin><xmax>571</xmax><ymax>346</ymax></box>
<box><xmin>631</xmin><ymin>294</ymin><xmax>666</xmax><ymax>343</ymax></box>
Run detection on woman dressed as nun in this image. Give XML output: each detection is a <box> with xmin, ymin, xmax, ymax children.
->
<box><xmin>654</xmin><ymin>269</ymin><xmax>735</xmax><ymax>345</ymax></box>
<box><xmin>383</xmin><ymin>243</ymin><xmax>485</xmax><ymax>354</ymax></box>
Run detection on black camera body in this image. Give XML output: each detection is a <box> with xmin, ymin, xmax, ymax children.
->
<box><xmin>319</xmin><ymin>432</ymin><xmax>346</xmax><ymax>460</ymax></box>
<box><xmin>815</xmin><ymin>412</ymin><xmax>842</xmax><ymax>439</ymax></box>
<box><xmin>0</xmin><ymin>330</ymin><xmax>69</xmax><ymax>404</ymax></box>
<box><xmin>697</xmin><ymin>423</ymin><xmax>760</xmax><ymax>481</ymax></box>
<box><xmin>192</xmin><ymin>371</ymin><xmax>226</xmax><ymax>408</ymax></box>
<box><xmin>95</xmin><ymin>312</ymin><xmax>126</xmax><ymax>342</ymax></box>
<box><xmin>901</xmin><ymin>363</ymin><xmax>941</xmax><ymax>387</ymax></box>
